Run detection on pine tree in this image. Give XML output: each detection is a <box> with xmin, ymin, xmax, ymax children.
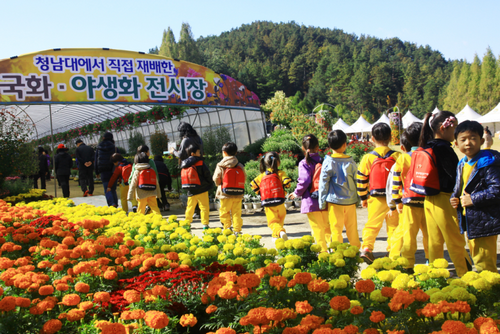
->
<box><xmin>456</xmin><ymin>61</ymin><xmax>471</xmax><ymax>111</ymax></box>
<box><xmin>159</xmin><ymin>28</ymin><xmax>178</xmax><ymax>59</ymax></box>
<box><xmin>468</xmin><ymin>54</ymin><xmax>481</xmax><ymax>110</ymax></box>
<box><xmin>178</xmin><ymin>23</ymin><xmax>202</xmax><ymax>64</ymax></box>
<box><xmin>478</xmin><ymin>47</ymin><xmax>497</xmax><ymax>113</ymax></box>
<box><xmin>443</xmin><ymin>61</ymin><xmax>460</xmax><ymax>111</ymax></box>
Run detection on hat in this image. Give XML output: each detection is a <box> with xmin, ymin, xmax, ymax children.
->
<box><xmin>75</xmin><ymin>139</ymin><xmax>83</xmax><ymax>145</ymax></box>
<box><xmin>57</xmin><ymin>144</ymin><xmax>68</xmax><ymax>150</ymax></box>
<box><xmin>103</xmin><ymin>132</ymin><xmax>113</xmax><ymax>140</ymax></box>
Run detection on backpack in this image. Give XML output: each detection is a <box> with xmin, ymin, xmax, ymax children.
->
<box><xmin>369</xmin><ymin>151</ymin><xmax>396</xmax><ymax>196</ymax></box>
<box><xmin>181</xmin><ymin>161</ymin><xmax>203</xmax><ymax>189</ymax></box>
<box><xmin>260</xmin><ymin>172</ymin><xmax>286</xmax><ymax>207</ymax></box>
<box><xmin>121</xmin><ymin>163</ymin><xmax>132</xmax><ymax>185</ymax></box>
<box><xmin>385</xmin><ymin>164</ymin><xmax>397</xmax><ymax>209</ymax></box>
<box><xmin>309</xmin><ymin>161</ymin><xmax>322</xmax><ymax>199</ymax></box>
<box><xmin>138</xmin><ymin>168</ymin><xmax>157</xmax><ymax>190</ymax></box>
<box><xmin>222</xmin><ymin>164</ymin><xmax>245</xmax><ymax>195</ymax></box>
<box><xmin>408</xmin><ymin>147</ymin><xmax>440</xmax><ymax>196</ymax></box>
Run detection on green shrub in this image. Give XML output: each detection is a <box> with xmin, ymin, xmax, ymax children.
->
<box><xmin>3</xmin><ymin>179</ymin><xmax>32</xmax><ymax>196</ymax></box>
<box><xmin>345</xmin><ymin>140</ymin><xmax>374</xmax><ymax>164</ymax></box>
<box><xmin>128</xmin><ymin>131</ymin><xmax>146</xmax><ymax>155</ymax></box>
<box><xmin>261</xmin><ymin>129</ymin><xmax>301</xmax><ymax>154</ymax></box>
<box><xmin>243</xmin><ymin>137</ymin><xmax>266</xmax><ymax>156</ymax></box>
<box><xmin>149</xmin><ymin>131</ymin><xmax>169</xmax><ymax>156</ymax></box>
<box><xmin>202</xmin><ymin>126</ymin><xmax>233</xmax><ymax>158</ymax></box>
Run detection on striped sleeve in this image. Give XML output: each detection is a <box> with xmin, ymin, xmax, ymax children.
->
<box><xmin>392</xmin><ymin>158</ymin><xmax>404</xmax><ymax>204</ymax></box>
<box><xmin>251</xmin><ymin>173</ymin><xmax>263</xmax><ymax>194</ymax></box>
<box><xmin>279</xmin><ymin>171</ymin><xmax>292</xmax><ymax>189</ymax></box>
<box><xmin>357</xmin><ymin>155</ymin><xmax>371</xmax><ymax>201</ymax></box>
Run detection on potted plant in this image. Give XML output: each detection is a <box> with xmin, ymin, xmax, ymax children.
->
<box><xmin>214</xmin><ymin>198</ymin><xmax>221</xmax><ymax>210</ymax></box>
<box><xmin>284</xmin><ymin>193</ymin><xmax>293</xmax><ymax>209</ymax></box>
<box><xmin>252</xmin><ymin>195</ymin><xmax>262</xmax><ymax>210</ymax></box>
<box><xmin>209</xmin><ymin>196</ymin><xmax>216</xmax><ymax>211</ymax></box>
<box><xmin>243</xmin><ymin>194</ymin><xmax>253</xmax><ymax>210</ymax></box>
<box><xmin>293</xmin><ymin>195</ymin><xmax>302</xmax><ymax>208</ymax></box>
<box><xmin>149</xmin><ymin>130</ymin><xmax>169</xmax><ymax>156</ymax></box>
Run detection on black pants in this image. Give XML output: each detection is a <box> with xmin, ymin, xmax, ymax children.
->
<box><xmin>57</xmin><ymin>175</ymin><xmax>70</xmax><ymax>198</ymax></box>
<box><xmin>33</xmin><ymin>171</ymin><xmax>46</xmax><ymax>189</ymax></box>
<box><xmin>156</xmin><ymin>181</ymin><xmax>170</xmax><ymax>209</ymax></box>
<box><xmin>79</xmin><ymin>166</ymin><xmax>94</xmax><ymax>194</ymax></box>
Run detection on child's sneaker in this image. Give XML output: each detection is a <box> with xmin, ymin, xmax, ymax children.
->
<box><xmin>360</xmin><ymin>248</ymin><xmax>375</xmax><ymax>264</ymax></box>
<box><xmin>145</xmin><ymin>206</ymin><xmax>151</xmax><ymax>215</ymax></box>
<box><xmin>279</xmin><ymin>231</ymin><xmax>288</xmax><ymax>241</ymax></box>
<box><xmin>203</xmin><ymin>225</ymin><xmax>210</xmax><ymax>231</ymax></box>
<box><xmin>132</xmin><ymin>206</ymin><xmax>137</xmax><ymax>213</ymax></box>
<box><xmin>193</xmin><ymin>213</ymin><xmax>200</xmax><ymax>219</ymax></box>
<box><xmin>234</xmin><ymin>231</ymin><xmax>242</xmax><ymax>237</ymax></box>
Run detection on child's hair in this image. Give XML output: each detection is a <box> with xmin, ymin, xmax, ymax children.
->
<box><xmin>302</xmin><ymin>134</ymin><xmax>319</xmax><ymax>164</ymax></box>
<box><xmin>372</xmin><ymin>123</ymin><xmax>391</xmax><ymax>143</ymax></box>
<box><xmin>454</xmin><ymin>120</ymin><xmax>484</xmax><ymax>139</ymax></box>
<box><xmin>134</xmin><ymin>152</ymin><xmax>149</xmax><ymax>164</ymax></box>
<box><xmin>401</xmin><ymin>122</ymin><xmax>423</xmax><ymax>151</ymax></box>
<box><xmin>222</xmin><ymin>142</ymin><xmax>238</xmax><ymax>156</ymax></box>
<box><xmin>186</xmin><ymin>143</ymin><xmax>200</xmax><ymax>157</ymax></box>
<box><xmin>153</xmin><ymin>155</ymin><xmax>164</xmax><ymax>162</ymax></box>
<box><xmin>259</xmin><ymin>152</ymin><xmax>280</xmax><ymax>174</ymax></box>
<box><xmin>419</xmin><ymin>110</ymin><xmax>456</xmax><ymax>147</ymax></box>
<box><xmin>328</xmin><ymin>130</ymin><xmax>347</xmax><ymax>150</ymax></box>
<box><xmin>111</xmin><ymin>153</ymin><xmax>124</xmax><ymax>163</ymax></box>
<box><xmin>137</xmin><ymin>145</ymin><xmax>150</xmax><ymax>154</ymax></box>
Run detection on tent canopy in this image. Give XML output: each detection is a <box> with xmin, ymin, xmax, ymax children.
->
<box><xmin>402</xmin><ymin>110</ymin><xmax>422</xmax><ymax>128</ymax></box>
<box><xmin>345</xmin><ymin>116</ymin><xmax>372</xmax><ymax>133</ymax></box>
<box><xmin>478</xmin><ymin>102</ymin><xmax>500</xmax><ymax>124</ymax></box>
<box><xmin>331</xmin><ymin>118</ymin><xmax>350</xmax><ymax>132</ymax></box>
<box><xmin>370</xmin><ymin>114</ymin><xmax>390</xmax><ymax>129</ymax></box>
<box><xmin>432</xmin><ymin>107</ymin><xmax>441</xmax><ymax>114</ymax></box>
<box><xmin>456</xmin><ymin>104</ymin><xmax>481</xmax><ymax>123</ymax></box>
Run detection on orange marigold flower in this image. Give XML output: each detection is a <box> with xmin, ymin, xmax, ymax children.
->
<box><xmin>180</xmin><ymin>313</ymin><xmax>198</xmax><ymax>327</ymax></box>
<box><xmin>343</xmin><ymin>325</ymin><xmax>359</xmax><ymax>334</ymax></box>
<box><xmin>219</xmin><ymin>271</ymin><xmax>238</xmax><ymax>283</ymax></box>
<box><xmin>355</xmin><ymin>279</ymin><xmax>375</xmax><ymax>294</ymax></box>
<box><xmin>386</xmin><ymin>331</ymin><xmax>405</xmax><ymax>334</ymax></box>
<box><xmin>129</xmin><ymin>310</ymin><xmax>146</xmax><ymax>320</ymax></box>
<box><xmin>350</xmin><ymin>306</ymin><xmax>364</xmax><ymax>315</ymax></box>
<box><xmin>217</xmin><ymin>283</ymin><xmax>238</xmax><ymax>299</ymax></box>
<box><xmin>411</xmin><ymin>288</ymin><xmax>430</xmax><ymax>302</ymax></box>
<box><xmin>78</xmin><ymin>301</ymin><xmax>94</xmax><ymax>311</ymax></box>
<box><xmin>265</xmin><ymin>308</ymin><xmax>283</xmax><ymax>322</ymax></box>
<box><xmin>478</xmin><ymin>321</ymin><xmax>499</xmax><ymax>334</ymax></box>
<box><xmin>421</xmin><ymin>303</ymin><xmax>441</xmax><ymax>317</ymax></box>
<box><xmin>474</xmin><ymin>317</ymin><xmax>495</xmax><ymax>330</ymax></box>
<box><xmin>103</xmin><ymin>270</ymin><xmax>117</xmax><ymax>280</ymax></box>
<box><xmin>455</xmin><ymin>301</ymin><xmax>471</xmax><ymax>313</ymax></box>
<box><xmin>215</xmin><ymin>328</ymin><xmax>236</xmax><ymax>334</ymax></box>
<box><xmin>363</xmin><ymin>329</ymin><xmax>379</xmax><ymax>334</ymax></box>
<box><xmin>269</xmin><ymin>276</ymin><xmax>288</xmax><ymax>291</ymax></box>
<box><xmin>369</xmin><ymin>310</ymin><xmax>385</xmax><ymax>323</ymax></box>
<box><xmin>42</xmin><ymin>319</ymin><xmax>62</xmax><ymax>334</ymax></box>
<box><xmin>307</xmin><ymin>278</ymin><xmax>330</xmax><ymax>293</ymax></box>
<box><xmin>237</xmin><ymin>273</ymin><xmax>261</xmax><ymax>289</ymax></box>
<box><xmin>56</xmin><ymin>283</ymin><xmax>69</xmax><ymax>292</ymax></box>
<box><xmin>294</xmin><ymin>272</ymin><xmax>312</xmax><ymax>285</ymax></box>
<box><xmin>0</xmin><ymin>296</ymin><xmax>16</xmax><ymax>312</ymax></box>
<box><xmin>66</xmin><ymin>309</ymin><xmax>85</xmax><ymax>321</ymax></box>
<box><xmin>246</xmin><ymin>307</ymin><xmax>270</xmax><ymax>326</ymax></box>
<box><xmin>329</xmin><ymin>296</ymin><xmax>350</xmax><ymax>311</ymax></box>
<box><xmin>15</xmin><ymin>297</ymin><xmax>31</xmax><ymax>308</ymax></box>
<box><xmin>62</xmin><ymin>294</ymin><xmax>81</xmax><ymax>306</ymax></box>
<box><xmin>441</xmin><ymin>320</ymin><xmax>468</xmax><ymax>334</ymax></box>
<box><xmin>381</xmin><ymin>287</ymin><xmax>397</xmax><ymax>298</ymax></box>
<box><xmin>288</xmin><ymin>279</ymin><xmax>297</xmax><ymax>288</ymax></box>
<box><xmin>94</xmin><ymin>292</ymin><xmax>110</xmax><ymax>303</ymax></box>
<box><xmin>300</xmin><ymin>314</ymin><xmax>324</xmax><ymax>330</ymax></box>
<box><xmin>51</xmin><ymin>264</ymin><xmax>64</xmax><ymax>272</ymax></box>
<box><xmin>75</xmin><ymin>282</ymin><xmax>90</xmax><ymax>293</ymax></box>
<box><xmin>166</xmin><ymin>252</ymin><xmax>179</xmax><ymax>261</ymax></box>
<box><xmin>152</xmin><ymin>285</ymin><xmax>168</xmax><ymax>296</ymax></box>
<box><xmin>295</xmin><ymin>301</ymin><xmax>314</xmax><ymax>314</ymax></box>
<box><xmin>144</xmin><ymin>310</ymin><xmax>169</xmax><ymax>329</ymax></box>
<box><xmin>39</xmin><ymin>285</ymin><xmax>54</xmax><ymax>296</ymax></box>
<box><xmin>206</xmin><ymin>305</ymin><xmax>218</xmax><ymax>314</ymax></box>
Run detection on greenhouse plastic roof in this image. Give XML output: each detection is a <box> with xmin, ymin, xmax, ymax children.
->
<box><xmin>2</xmin><ymin>104</ymin><xmax>259</xmax><ymax>140</ymax></box>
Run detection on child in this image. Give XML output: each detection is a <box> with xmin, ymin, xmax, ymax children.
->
<box><xmin>289</xmin><ymin>134</ymin><xmax>331</xmax><ymax>252</ymax></box>
<box><xmin>390</xmin><ymin>123</ymin><xmax>429</xmax><ymax>267</ymax></box>
<box><xmin>357</xmin><ymin>123</ymin><xmax>400</xmax><ymax>263</ymax></box>
<box><xmin>418</xmin><ymin>111</ymin><xmax>472</xmax><ymax>277</ymax></box>
<box><xmin>129</xmin><ymin>145</ymin><xmax>158</xmax><ymax>213</ymax></box>
<box><xmin>213</xmin><ymin>142</ymin><xmax>246</xmax><ymax>235</ymax></box>
<box><xmin>451</xmin><ymin>120</ymin><xmax>500</xmax><ymax>273</ymax></box>
<box><xmin>181</xmin><ymin>144</ymin><xmax>213</xmax><ymax>229</ymax></box>
<box><xmin>154</xmin><ymin>155</ymin><xmax>172</xmax><ymax>211</ymax></box>
<box><xmin>317</xmin><ymin>130</ymin><xmax>360</xmax><ymax>249</ymax></box>
<box><xmin>127</xmin><ymin>152</ymin><xmax>161</xmax><ymax>215</ymax></box>
<box><xmin>107</xmin><ymin>153</ymin><xmax>136</xmax><ymax>213</ymax></box>
<box><xmin>251</xmin><ymin>152</ymin><xmax>292</xmax><ymax>242</ymax></box>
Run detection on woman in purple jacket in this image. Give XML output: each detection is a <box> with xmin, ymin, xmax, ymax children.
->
<box><xmin>289</xmin><ymin>134</ymin><xmax>331</xmax><ymax>252</ymax></box>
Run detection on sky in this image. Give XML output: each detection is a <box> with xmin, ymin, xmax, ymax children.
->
<box><xmin>0</xmin><ymin>0</ymin><xmax>498</xmax><ymax>62</ymax></box>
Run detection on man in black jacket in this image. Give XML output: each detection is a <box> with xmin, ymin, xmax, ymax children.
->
<box><xmin>95</xmin><ymin>132</ymin><xmax>118</xmax><ymax>207</ymax></box>
<box><xmin>34</xmin><ymin>147</ymin><xmax>49</xmax><ymax>189</ymax></box>
<box><xmin>54</xmin><ymin>144</ymin><xmax>73</xmax><ymax>198</ymax></box>
<box><xmin>75</xmin><ymin>139</ymin><xmax>95</xmax><ymax>197</ymax></box>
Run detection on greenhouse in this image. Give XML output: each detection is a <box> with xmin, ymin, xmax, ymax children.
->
<box><xmin>0</xmin><ymin>48</ymin><xmax>265</xmax><ymax>151</ymax></box>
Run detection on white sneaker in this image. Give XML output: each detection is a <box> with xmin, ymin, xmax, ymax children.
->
<box><xmin>272</xmin><ymin>237</ymin><xmax>278</xmax><ymax>244</ymax></box>
<box><xmin>279</xmin><ymin>231</ymin><xmax>288</xmax><ymax>241</ymax></box>
<box><xmin>193</xmin><ymin>213</ymin><xmax>200</xmax><ymax>219</ymax></box>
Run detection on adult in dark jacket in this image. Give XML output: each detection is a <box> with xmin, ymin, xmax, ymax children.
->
<box><xmin>154</xmin><ymin>155</ymin><xmax>172</xmax><ymax>211</ymax></box>
<box><xmin>34</xmin><ymin>147</ymin><xmax>49</xmax><ymax>189</ymax></box>
<box><xmin>75</xmin><ymin>139</ymin><xmax>95</xmax><ymax>197</ymax></box>
<box><xmin>95</xmin><ymin>132</ymin><xmax>118</xmax><ymax>206</ymax></box>
<box><xmin>54</xmin><ymin>144</ymin><xmax>73</xmax><ymax>198</ymax></box>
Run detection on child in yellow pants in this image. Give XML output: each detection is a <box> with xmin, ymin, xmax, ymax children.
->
<box><xmin>180</xmin><ymin>144</ymin><xmax>214</xmax><ymax>228</ymax></box>
<box><xmin>213</xmin><ymin>142</ymin><xmax>245</xmax><ymax>235</ymax></box>
<box><xmin>420</xmin><ymin>111</ymin><xmax>472</xmax><ymax>277</ymax></box>
<box><xmin>357</xmin><ymin>123</ymin><xmax>400</xmax><ymax>263</ymax></box>
<box><xmin>108</xmin><ymin>153</ymin><xmax>137</xmax><ymax>213</ymax></box>
<box><xmin>289</xmin><ymin>134</ymin><xmax>331</xmax><ymax>252</ymax></box>
<box><xmin>317</xmin><ymin>130</ymin><xmax>360</xmax><ymax>249</ymax></box>
<box><xmin>127</xmin><ymin>152</ymin><xmax>162</xmax><ymax>215</ymax></box>
<box><xmin>251</xmin><ymin>152</ymin><xmax>292</xmax><ymax>241</ymax></box>
<box><xmin>452</xmin><ymin>120</ymin><xmax>500</xmax><ymax>273</ymax></box>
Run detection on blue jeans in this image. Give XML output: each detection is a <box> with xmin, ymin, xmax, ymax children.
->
<box><xmin>100</xmin><ymin>172</ymin><xmax>118</xmax><ymax>206</ymax></box>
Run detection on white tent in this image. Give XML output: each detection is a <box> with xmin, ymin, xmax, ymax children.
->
<box><xmin>371</xmin><ymin>114</ymin><xmax>390</xmax><ymax>127</ymax></box>
<box><xmin>402</xmin><ymin>110</ymin><xmax>422</xmax><ymax>128</ymax></box>
<box><xmin>432</xmin><ymin>107</ymin><xmax>441</xmax><ymax>114</ymax></box>
<box><xmin>478</xmin><ymin>102</ymin><xmax>500</xmax><ymax>133</ymax></box>
<box><xmin>331</xmin><ymin>118</ymin><xmax>351</xmax><ymax>132</ymax></box>
<box><xmin>345</xmin><ymin>116</ymin><xmax>372</xmax><ymax>133</ymax></box>
<box><xmin>456</xmin><ymin>104</ymin><xmax>482</xmax><ymax>123</ymax></box>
